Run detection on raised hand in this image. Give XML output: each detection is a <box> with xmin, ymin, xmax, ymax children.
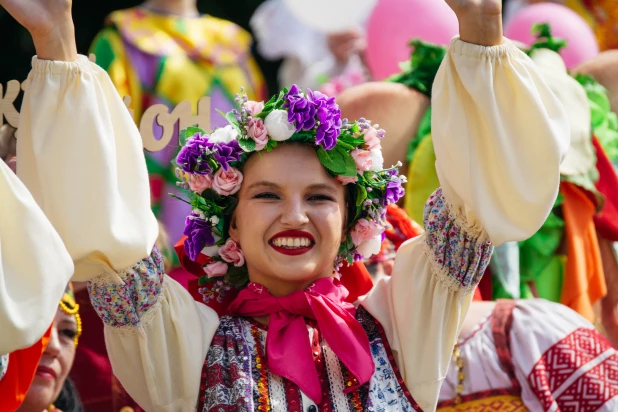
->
<box><xmin>0</xmin><ymin>0</ymin><xmax>77</xmax><ymax>61</ymax></box>
<box><xmin>444</xmin><ymin>0</ymin><xmax>503</xmax><ymax>46</ymax></box>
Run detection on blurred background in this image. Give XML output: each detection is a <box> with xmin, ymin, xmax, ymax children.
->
<box><xmin>0</xmin><ymin>0</ymin><xmax>282</xmax><ymax>92</ymax></box>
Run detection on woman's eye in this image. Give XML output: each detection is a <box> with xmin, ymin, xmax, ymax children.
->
<box><xmin>308</xmin><ymin>194</ymin><xmax>334</xmax><ymax>202</ymax></box>
<box><xmin>60</xmin><ymin>329</ymin><xmax>77</xmax><ymax>339</ymax></box>
<box><xmin>253</xmin><ymin>192</ymin><xmax>279</xmax><ymax>200</ymax></box>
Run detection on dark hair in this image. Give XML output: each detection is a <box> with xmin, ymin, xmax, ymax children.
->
<box><xmin>53</xmin><ymin>378</ymin><xmax>84</xmax><ymax>412</ymax></box>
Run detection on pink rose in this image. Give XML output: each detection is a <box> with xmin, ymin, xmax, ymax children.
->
<box><xmin>350</xmin><ymin>219</ymin><xmax>383</xmax><ymax>246</ymax></box>
<box><xmin>212</xmin><ymin>167</ymin><xmax>243</xmax><ymax>196</ymax></box>
<box><xmin>363</xmin><ymin>127</ymin><xmax>381</xmax><ymax>150</ymax></box>
<box><xmin>218</xmin><ymin>239</ymin><xmax>245</xmax><ymax>267</ymax></box>
<box><xmin>244</xmin><ymin>100</ymin><xmax>265</xmax><ymax>116</ymax></box>
<box><xmin>247</xmin><ymin>118</ymin><xmax>268</xmax><ymax>150</ymax></box>
<box><xmin>336</xmin><ymin>175</ymin><xmax>358</xmax><ymax>185</ymax></box>
<box><xmin>188</xmin><ymin>173</ymin><xmax>213</xmax><ymax>193</ymax></box>
<box><xmin>204</xmin><ymin>261</ymin><xmax>228</xmax><ymax>278</ymax></box>
<box><xmin>351</xmin><ymin>148</ymin><xmax>372</xmax><ymax>172</ymax></box>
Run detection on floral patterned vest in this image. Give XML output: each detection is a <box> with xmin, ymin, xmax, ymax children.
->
<box><xmin>198</xmin><ymin>307</ymin><xmax>423</xmax><ymax>411</ymax></box>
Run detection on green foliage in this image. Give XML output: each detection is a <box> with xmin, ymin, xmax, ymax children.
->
<box><xmin>316</xmin><ymin>146</ymin><xmax>357</xmax><ymax>177</ymax></box>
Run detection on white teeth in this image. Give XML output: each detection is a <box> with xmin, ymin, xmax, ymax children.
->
<box><xmin>272</xmin><ymin>237</ymin><xmax>313</xmax><ymax>248</ymax></box>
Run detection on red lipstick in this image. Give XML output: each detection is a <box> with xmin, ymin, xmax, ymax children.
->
<box><xmin>35</xmin><ymin>365</ymin><xmax>57</xmax><ymax>380</ymax></box>
<box><xmin>269</xmin><ymin>230</ymin><xmax>315</xmax><ymax>256</ymax></box>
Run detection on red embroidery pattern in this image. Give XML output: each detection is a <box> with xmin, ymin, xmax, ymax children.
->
<box><xmin>555</xmin><ymin>353</ymin><xmax>618</xmax><ymax>412</ymax></box>
<box><xmin>528</xmin><ymin>327</ymin><xmax>618</xmax><ymax>411</ymax></box>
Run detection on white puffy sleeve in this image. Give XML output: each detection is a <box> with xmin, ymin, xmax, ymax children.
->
<box><xmin>360</xmin><ymin>38</ymin><xmax>569</xmax><ymax>411</ymax></box>
<box><xmin>16</xmin><ymin>56</ymin><xmax>219</xmax><ymax>411</ymax></box>
<box><xmin>0</xmin><ymin>159</ymin><xmax>73</xmax><ymax>355</ymax></box>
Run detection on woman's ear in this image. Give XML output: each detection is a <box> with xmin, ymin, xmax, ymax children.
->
<box><xmin>229</xmin><ymin>213</ymin><xmax>240</xmax><ymax>243</ymax></box>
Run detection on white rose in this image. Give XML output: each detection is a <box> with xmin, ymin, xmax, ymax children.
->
<box><xmin>264</xmin><ymin>110</ymin><xmax>296</xmax><ymax>142</ymax></box>
<box><xmin>368</xmin><ymin>148</ymin><xmax>384</xmax><ymax>171</ymax></box>
<box><xmin>201</xmin><ymin>234</ymin><xmax>222</xmax><ymax>257</ymax></box>
<box><xmin>209</xmin><ymin>125</ymin><xmax>238</xmax><ymax>144</ymax></box>
<box><xmin>356</xmin><ymin>234</ymin><xmax>382</xmax><ymax>258</ymax></box>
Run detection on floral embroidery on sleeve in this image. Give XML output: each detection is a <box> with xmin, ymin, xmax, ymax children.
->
<box><xmin>423</xmin><ymin>188</ymin><xmax>493</xmax><ymax>292</ymax></box>
<box><xmin>88</xmin><ymin>246</ymin><xmax>164</xmax><ymax>328</ymax></box>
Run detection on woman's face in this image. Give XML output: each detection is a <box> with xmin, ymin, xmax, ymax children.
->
<box><xmin>230</xmin><ymin>144</ymin><xmax>347</xmax><ymax>296</ymax></box>
<box><xmin>18</xmin><ymin>310</ymin><xmax>77</xmax><ymax>411</ymax></box>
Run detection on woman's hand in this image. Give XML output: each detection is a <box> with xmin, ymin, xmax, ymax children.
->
<box><xmin>327</xmin><ymin>28</ymin><xmax>366</xmax><ymax>64</ymax></box>
<box><xmin>445</xmin><ymin>0</ymin><xmax>503</xmax><ymax>46</ymax></box>
<box><xmin>0</xmin><ymin>0</ymin><xmax>77</xmax><ymax>61</ymax></box>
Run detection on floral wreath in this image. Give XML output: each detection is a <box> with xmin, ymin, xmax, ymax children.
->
<box><xmin>174</xmin><ymin>85</ymin><xmax>405</xmax><ymax>289</ymax></box>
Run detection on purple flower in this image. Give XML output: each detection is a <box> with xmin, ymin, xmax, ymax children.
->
<box><xmin>283</xmin><ymin>85</ymin><xmax>342</xmax><ymax>150</ymax></box>
<box><xmin>207</xmin><ymin>140</ymin><xmax>243</xmax><ymax>171</ymax></box>
<box><xmin>177</xmin><ymin>133</ymin><xmax>212</xmax><ymax>175</ymax></box>
<box><xmin>183</xmin><ymin>213</ymin><xmax>215</xmax><ymax>261</ymax></box>
<box><xmin>284</xmin><ymin>84</ymin><xmax>316</xmax><ymax>131</ymax></box>
<box><xmin>384</xmin><ymin>178</ymin><xmax>405</xmax><ymax>205</ymax></box>
<box><xmin>309</xmin><ymin>90</ymin><xmax>342</xmax><ymax>150</ymax></box>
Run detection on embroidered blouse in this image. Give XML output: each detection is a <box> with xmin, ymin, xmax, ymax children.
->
<box><xmin>438</xmin><ymin>299</ymin><xmax>618</xmax><ymax>411</ymax></box>
<box><xmin>13</xmin><ymin>38</ymin><xmax>568</xmax><ymax>411</ymax></box>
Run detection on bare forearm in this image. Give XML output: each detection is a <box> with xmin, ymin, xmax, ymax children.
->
<box><xmin>33</xmin><ymin>22</ymin><xmax>77</xmax><ymax>61</ymax></box>
<box><xmin>458</xmin><ymin>12</ymin><xmax>503</xmax><ymax>46</ymax></box>
<box><xmin>447</xmin><ymin>0</ymin><xmax>504</xmax><ymax>47</ymax></box>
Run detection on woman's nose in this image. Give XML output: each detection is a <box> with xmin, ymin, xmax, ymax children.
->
<box><xmin>43</xmin><ymin>324</ymin><xmax>62</xmax><ymax>358</ymax></box>
<box><xmin>280</xmin><ymin>197</ymin><xmax>310</xmax><ymax>227</ymax></box>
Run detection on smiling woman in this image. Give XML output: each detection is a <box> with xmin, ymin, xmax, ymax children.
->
<box><xmin>0</xmin><ymin>0</ymin><xmax>571</xmax><ymax>410</ymax></box>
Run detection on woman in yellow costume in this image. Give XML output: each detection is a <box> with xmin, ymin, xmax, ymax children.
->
<box><xmin>90</xmin><ymin>0</ymin><xmax>267</xmax><ymax>251</ymax></box>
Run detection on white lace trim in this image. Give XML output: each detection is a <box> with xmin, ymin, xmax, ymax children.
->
<box><xmin>422</xmin><ymin>242</ymin><xmax>474</xmax><ymax>296</ymax></box>
<box><xmin>104</xmin><ymin>299</ymin><xmax>163</xmax><ymax>337</ymax></box>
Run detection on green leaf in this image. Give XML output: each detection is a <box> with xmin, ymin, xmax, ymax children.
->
<box><xmin>257</xmin><ymin>90</ymin><xmax>285</xmax><ymax>120</ymax></box>
<box><xmin>335</xmin><ymin>140</ymin><xmax>355</xmax><ymax>150</ymax></box>
<box><xmin>202</xmin><ymin>188</ymin><xmax>223</xmax><ymax>203</ymax></box>
<box><xmin>198</xmin><ymin>275</ymin><xmax>216</xmax><ymax>286</ymax></box>
<box><xmin>289</xmin><ymin>132</ymin><xmax>315</xmax><ymax>143</ymax></box>
<box><xmin>339</xmin><ymin>136</ymin><xmax>365</xmax><ymax>147</ymax></box>
<box><xmin>317</xmin><ymin>146</ymin><xmax>357</xmax><ymax>177</ymax></box>
<box><xmin>225</xmin><ymin>265</ymin><xmax>249</xmax><ymax>287</ymax></box>
<box><xmin>266</xmin><ymin>139</ymin><xmax>278</xmax><ymax>152</ymax></box>
<box><xmin>225</xmin><ymin>111</ymin><xmax>241</xmax><ymax>130</ymax></box>
<box><xmin>238</xmin><ymin>137</ymin><xmax>256</xmax><ymax>152</ymax></box>
<box><xmin>178</xmin><ymin>128</ymin><xmax>187</xmax><ymax>146</ymax></box>
<box><xmin>179</xmin><ymin>126</ymin><xmax>206</xmax><ymax>146</ymax></box>
<box><xmin>356</xmin><ymin>184</ymin><xmax>367</xmax><ymax>207</ymax></box>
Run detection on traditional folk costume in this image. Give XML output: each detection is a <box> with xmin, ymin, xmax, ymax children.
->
<box><xmin>399</xmin><ymin>31</ymin><xmax>618</xmax><ymax>324</ymax></box>
<box><xmin>90</xmin><ymin>6</ymin><xmax>267</xmax><ymax>247</ymax></box>
<box><xmin>371</xmin><ymin>208</ymin><xmax>618</xmax><ymax>411</ymax></box>
<box><xmin>0</xmin><ymin>150</ymin><xmax>73</xmax><ymax>412</ymax></box>
<box><xmin>0</xmin><ymin>285</ymin><xmax>82</xmax><ymax>412</ymax></box>
<box><xmin>438</xmin><ymin>299</ymin><xmax>618</xmax><ymax>411</ymax></box>
<box><xmin>12</xmin><ymin>36</ymin><xmax>567</xmax><ymax>411</ymax></box>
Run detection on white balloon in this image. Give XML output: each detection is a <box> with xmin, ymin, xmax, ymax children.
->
<box><xmin>282</xmin><ymin>0</ymin><xmax>377</xmax><ymax>33</ymax></box>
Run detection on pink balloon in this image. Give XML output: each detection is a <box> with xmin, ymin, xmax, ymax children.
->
<box><xmin>504</xmin><ymin>3</ymin><xmax>599</xmax><ymax>68</ymax></box>
<box><xmin>366</xmin><ymin>0</ymin><xmax>458</xmax><ymax>80</ymax></box>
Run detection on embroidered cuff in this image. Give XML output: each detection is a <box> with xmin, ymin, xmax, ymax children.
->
<box><xmin>88</xmin><ymin>246</ymin><xmax>164</xmax><ymax>328</ymax></box>
<box><xmin>423</xmin><ymin>188</ymin><xmax>493</xmax><ymax>292</ymax></box>
<box><xmin>0</xmin><ymin>354</ymin><xmax>8</xmax><ymax>381</ymax></box>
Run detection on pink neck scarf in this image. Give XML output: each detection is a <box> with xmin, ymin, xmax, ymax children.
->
<box><xmin>227</xmin><ymin>277</ymin><xmax>374</xmax><ymax>403</ymax></box>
